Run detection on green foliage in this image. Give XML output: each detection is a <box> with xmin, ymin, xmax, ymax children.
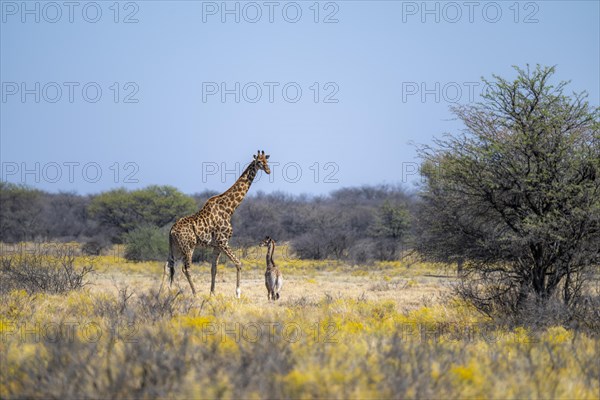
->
<box><xmin>417</xmin><ymin>65</ymin><xmax>600</xmax><ymax>308</ymax></box>
<box><xmin>288</xmin><ymin>185</ymin><xmax>413</xmax><ymax>261</ymax></box>
<box><xmin>0</xmin><ymin>182</ymin><xmax>44</xmax><ymax>242</ymax></box>
<box><xmin>123</xmin><ymin>225</ymin><xmax>169</xmax><ymax>261</ymax></box>
<box><xmin>1</xmin><ymin>182</ymin><xmax>415</xmax><ymax>262</ymax></box>
<box><xmin>367</xmin><ymin>200</ymin><xmax>411</xmax><ymax>261</ymax></box>
<box><xmin>370</xmin><ymin>200</ymin><xmax>411</xmax><ymax>239</ymax></box>
<box><xmin>88</xmin><ymin>185</ymin><xmax>196</xmax><ymax>241</ymax></box>
<box><xmin>0</xmin><ymin>183</ymin><xmax>96</xmax><ymax>243</ymax></box>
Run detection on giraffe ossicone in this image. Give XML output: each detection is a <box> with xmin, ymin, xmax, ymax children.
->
<box><xmin>160</xmin><ymin>150</ymin><xmax>271</xmax><ymax>297</ymax></box>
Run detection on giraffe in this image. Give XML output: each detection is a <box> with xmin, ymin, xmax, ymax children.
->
<box><xmin>259</xmin><ymin>236</ymin><xmax>283</xmax><ymax>301</ymax></box>
<box><xmin>160</xmin><ymin>150</ymin><xmax>271</xmax><ymax>298</ymax></box>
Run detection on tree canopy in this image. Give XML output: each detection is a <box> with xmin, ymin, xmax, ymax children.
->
<box><xmin>416</xmin><ymin>65</ymin><xmax>599</xmax><ymax>308</ymax></box>
<box><xmin>88</xmin><ymin>185</ymin><xmax>197</xmax><ymax>240</ymax></box>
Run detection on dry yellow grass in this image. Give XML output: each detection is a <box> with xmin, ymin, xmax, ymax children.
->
<box><xmin>1</xmin><ymin>243</ymin><xmax>598</xmax><ymax>399</ymax></box>
<box><xmin>87</xmin><ymin>244</ymin><xmax>453</xmax><ymax>312</ymax></box>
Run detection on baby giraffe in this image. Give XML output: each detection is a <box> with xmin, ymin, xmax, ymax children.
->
<box><xmin>259</xmin><ymin>236</ymin><xmax>283</xmax><ymax>301</ymax></box>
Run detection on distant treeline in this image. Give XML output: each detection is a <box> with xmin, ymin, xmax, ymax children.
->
<box><xmin>3</xmin><ymin>66</ymin><xmax>597</xmax><ymax>320</ymax></box>
<box><xmin>0</xmin><ymin>182</ymin><xmax>414</xmax><ymax>262</ymax></box>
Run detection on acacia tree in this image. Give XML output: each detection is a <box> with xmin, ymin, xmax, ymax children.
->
<box><xmin>417</xmin><ymin>65</ymin><xmax>599</xmax><ymax>311</ymax></box>
<box><xmin>88</xmin><ymin>185</ymin><xmax>197</xmax><ymax>241</ymax></box>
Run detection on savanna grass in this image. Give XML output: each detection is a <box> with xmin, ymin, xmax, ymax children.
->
<box><xmin>0</xmin><ymin>245</ymin><xmax>598</xmax><ymax>399</ymax></box>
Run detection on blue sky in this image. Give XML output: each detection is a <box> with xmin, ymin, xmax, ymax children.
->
<box><xmin>1</xmin><ymin>0</ymin><xmax>598</xmax><ymax>195</ymax></box>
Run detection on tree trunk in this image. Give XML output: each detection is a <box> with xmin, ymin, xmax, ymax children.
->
<box><xmin>563</xmin><ymin>268</ymin><xmax>571</xmax><ymax>305</ymax></box>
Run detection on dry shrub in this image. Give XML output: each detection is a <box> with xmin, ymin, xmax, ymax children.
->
<box><xmin>5</xmin><ymin>296</ymin><xmax>296</xmax><ymax>399</ymax></box>
<box><xmin>456</xmin><ymin>273</ymin><xmax>600</xmax><ymax>333</ymax></box>
<box><xmin>9</xmin><ymin>324</ymin><xmax>192</xmax><ymax>399</ymax></box>
<box><xmin>0</xmin><ymin>246</ymin><xmax>93</xmax><ymax>294</ymax></box>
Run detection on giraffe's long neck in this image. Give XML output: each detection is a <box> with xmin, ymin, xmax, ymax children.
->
<box><xmin>266</xmin><ymin>242</ymin><xmax>275</xmax><ymax>269</ymax></box>
<box><xmin>221</xmin><ymin>160</ymin><xmax>259</xmax><ymax>215</ymax></box>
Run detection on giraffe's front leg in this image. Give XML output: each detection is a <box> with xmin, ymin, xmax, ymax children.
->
<box><xmin>219</xmin><ymin>244</ymin><xmax>242</xmax><ymax>299</ymax></box>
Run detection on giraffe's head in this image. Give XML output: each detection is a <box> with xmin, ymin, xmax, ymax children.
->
<box><xmin>259</xmin><ymin>236</ymin><xmax>275</xmax><ymax>247</ymax></box>
<box><xmin>253</xmin><ymin>150</ymin><xmax>271</xmax><ymax>174</ymax></box>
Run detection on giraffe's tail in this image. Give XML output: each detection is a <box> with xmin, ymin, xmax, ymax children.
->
<box><xmin>167</xmin><ymin>234</ymin><xmax>176</xmax><ymax>284</ymax></box>
<box><xmin>159</xmin><ymin>233</ymin><xmax>177</xmax><ymax>294</ymax></box>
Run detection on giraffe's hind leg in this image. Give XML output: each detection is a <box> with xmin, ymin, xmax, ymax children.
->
<box><xmin>159</xmin><ymin>260</ymin><xmax>175</xmax><ymax>294</ymax></box>
<box><xmin>275</xmin><ymin>274</ymin><xmax>283</xmax><ymax>300</ymax></box>
<box><xmin>159</xmin><ymin>262</ymin><xmax>169</xmax><ymax>294</ymax></box>
<box><xmin>182</xmin><ymin>252</ymin><xmax>196</xmax><ymax>295</ymax></box>
<box><xmin>210</xmin><ymin>247</ymin><xmax>220</xmax><ymax>295</ymax></box>
<box><xmin>265</xmin><ymin>275</ymin><xmax>271</xmax><ymax>300</ymax></box>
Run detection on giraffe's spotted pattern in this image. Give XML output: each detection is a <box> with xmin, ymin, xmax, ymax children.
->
<box><xmin>161</xmin><ymin>151</ymin><xmax>271</xmax><ymax>297</ymax></box>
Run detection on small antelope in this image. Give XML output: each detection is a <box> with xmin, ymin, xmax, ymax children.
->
<box><xmin>259</xmin><ymin>236</ymin><xmax>283</xmax><ymax>301</ymax></box>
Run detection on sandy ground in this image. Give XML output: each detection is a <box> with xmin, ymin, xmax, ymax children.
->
<box><xmin>88</xmin><ymin>262</ymin><xmax>457</xmax><ymax>312</ymax></box>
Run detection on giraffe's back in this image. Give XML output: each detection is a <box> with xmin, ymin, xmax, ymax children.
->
<box><xmin>170</xmin><ymin>197</ymin><xmax>235</xmax><ymax>249</ymax></box>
